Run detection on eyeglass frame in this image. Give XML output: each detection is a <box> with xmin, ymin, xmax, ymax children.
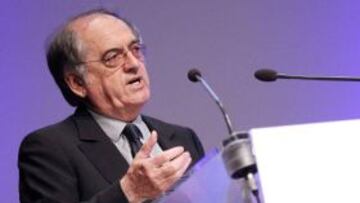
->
<box><xmin>75</xmin><ymin>39</ymin><xmax>146</xmax><ymax>68</ymax></box>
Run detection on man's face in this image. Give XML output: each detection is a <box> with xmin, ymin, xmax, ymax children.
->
<box><xmin>72</xmin><ymin>15</ymin><xmax>150</xmax><ymax>120</ymax></box>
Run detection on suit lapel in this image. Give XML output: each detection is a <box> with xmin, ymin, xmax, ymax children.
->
<box><xmin>71</xmin><ymin>110</ymin><xmax>178</xmax><ymax>183</ymax></box>
<box><xmin>142</xmin><ymin>116</ymin><xmax>176</xmax><ymax>150</ymax></box>
<box><xmin>72</xmin><ymin>108</ymin><xmax>129</xmax><ymax>183</ymax></box>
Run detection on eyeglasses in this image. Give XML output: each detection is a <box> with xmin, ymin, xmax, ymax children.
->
<box><xmin>77</xmin><ymin>42</ymin><xmax>146</xmax><ymax>68</ymax></box>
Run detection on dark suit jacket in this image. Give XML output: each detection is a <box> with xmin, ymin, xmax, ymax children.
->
<box><xmin>18</xmin><ymin>107</ymin><xmax>205</xmax><ymax>203</ymax></box>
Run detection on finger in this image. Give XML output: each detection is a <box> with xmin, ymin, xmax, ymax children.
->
<box><xmin>158</xmin><ymin>152</ymin><xmax>192</xmax><ymax>179</ymax></box>
<box><xmin>169</xmin><ymin>151</ymin><xmax>191</xmax><ymax>171</ymax></box>
<box><xmin>136</xmin><ymin>131</ymin><xmax>158</xmax><ymax>159</ymax></box>
<box><xmin>175</xmin><ymin>154</ymin><xmax>192</xmax><ymax>177</ymax></box>
<box><xmin>150</xmin><ymin>146</ymin><xmax>185</xmax><ymax>166</ymax></box>
<box><xmin>159</xmin><ymin>154</ymin><xmax>192</xmax><ymax>191</ymax></box>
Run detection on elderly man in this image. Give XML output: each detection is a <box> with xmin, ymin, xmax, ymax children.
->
<box><xmin>18</xmin><ymin>9</ymin><xmax>204</xmax><ymax>203</ymax></box>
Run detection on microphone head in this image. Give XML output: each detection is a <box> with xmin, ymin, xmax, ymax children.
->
<box><xmin>187</xmin><ymin>68</ymin><xmax>202</xmax><ymax>82</ymax></box>
<box><xmin>254</xmin><ymin>69</ymin><xmax>278</xmax><ymax>82</ymax></box>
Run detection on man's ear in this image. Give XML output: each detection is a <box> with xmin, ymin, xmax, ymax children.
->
<box><xmin>64</xmin><ymin>73</ymin><xmax>87</xmax><ymax>98</ymax></box>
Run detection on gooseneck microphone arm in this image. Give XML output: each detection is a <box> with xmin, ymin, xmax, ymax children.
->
<box><xmin>278</xmin><ymin>74</ymin><xmax>360</xmax><ymax>81</ymax></box>
<box><xmin>187</xmin><ymin>69</ymin><xmax>234</xmax><ymax>135</ymax></box>
<box><xmin>255</xmin><ymin>68</ymin><xmax>360</xmax><ymax>82</ymax></box>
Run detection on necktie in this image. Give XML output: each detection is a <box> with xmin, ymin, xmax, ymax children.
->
<box><xmin>122</xmin><ymin>124</ymin><xmax>143</xmax><ymax>157</ymax></box>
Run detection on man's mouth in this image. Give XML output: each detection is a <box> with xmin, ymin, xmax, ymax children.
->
<box><xmin>127</xmin><ymin>77</ymin><xmax>142</xmax><ymax>85</ymax></box>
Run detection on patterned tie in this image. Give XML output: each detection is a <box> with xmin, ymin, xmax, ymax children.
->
<box><xmin>122</xmin><ymin>124</ymin><xmax>143</xmax><ymax>157</ymax></box>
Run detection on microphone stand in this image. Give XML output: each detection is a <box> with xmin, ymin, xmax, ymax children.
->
<box><xmin>188</xmin><ymin>69</ymin><xmax>261</xmax><ymax>203</ymax></box>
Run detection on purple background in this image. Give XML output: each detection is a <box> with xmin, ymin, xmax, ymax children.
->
<box><xmin>2</xmin><ymin>0</ymin><xmax>360</xmax><ymax>202</ymax></box>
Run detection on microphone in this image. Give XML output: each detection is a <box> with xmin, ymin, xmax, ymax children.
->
<box><xmin>187</xmin><ymin>69</ymin><xmax>201</xmax><ymax>82</ymax></box>
<box><xmin>255</xmin><ymin>68</ymin><xmax>360</xmax><ymax>82</ymax></box>
<box><xmin>187</xmin><ymin>68</ymin><xmax>234</xmax><ymax>135</ymax></box>
<box><xmin>187</xmin><ymin>68</ymin><xmax>260</xmax><ymax>202</ymax></box>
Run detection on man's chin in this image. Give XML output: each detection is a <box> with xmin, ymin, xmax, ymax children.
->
<box><xmin>126</xmin><ymin>93</ymin><xmax>150</xmax><ymax>108</ymax></box>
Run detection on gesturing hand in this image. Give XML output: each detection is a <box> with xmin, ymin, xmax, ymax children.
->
<box><xmin>120</xmin><ymin>131</ymin><xmax>192</xmax><ymax>203</ymax></box>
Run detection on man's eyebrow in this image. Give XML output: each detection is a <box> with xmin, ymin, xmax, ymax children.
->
<box><xmin>101</xmin><ymin>48</ymin><xmax>122</xmax><ymax>59</ymax></box>
<box><xmin>129</xmin><ymin>39</ymin><xmax>141</xmax><ymax>45</ymax></box>
<box><xmin>101</xmin><ymin>39</ymin><xmax>142</xmax><ymax>59</ymax></box>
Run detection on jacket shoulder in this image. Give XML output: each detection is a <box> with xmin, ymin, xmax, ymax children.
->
<box><xmin>20</xmin><ymin>115</ymin><xmax>77</xmax><ymax>147</ymax></box>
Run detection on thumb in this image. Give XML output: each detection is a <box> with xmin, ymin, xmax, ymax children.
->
<box><xmin>135</xmin><ymin>130</ymin><xmax>158</xmax><ymax>159</ymax></box>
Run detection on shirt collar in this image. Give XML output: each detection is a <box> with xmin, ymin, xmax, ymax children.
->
<box><xmin>88</xmin><ymin>110</ymin><xmax>143</xmax><ymax>142</ymax></box>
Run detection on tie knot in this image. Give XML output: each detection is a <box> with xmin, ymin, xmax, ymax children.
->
<box><xmin>123</xmin><ymin>123</ymin><xmax>143</xmax><ymax>142</ymax></box>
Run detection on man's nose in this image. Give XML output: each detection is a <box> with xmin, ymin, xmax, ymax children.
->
<box><xmin>122</xmin><ymin>50</ymin><xmax>141</xmax><ymax>72</ymax></box>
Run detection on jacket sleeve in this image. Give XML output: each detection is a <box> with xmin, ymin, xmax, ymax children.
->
<box><xmin>187</xmin><ymin>128</ymin><xmax>205</xmax><ymax>162</ymax></box>
<box><xmin>18</xmin><ymin>132</ymin><xmax>129</xmax><ymax>203</ymax></box>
